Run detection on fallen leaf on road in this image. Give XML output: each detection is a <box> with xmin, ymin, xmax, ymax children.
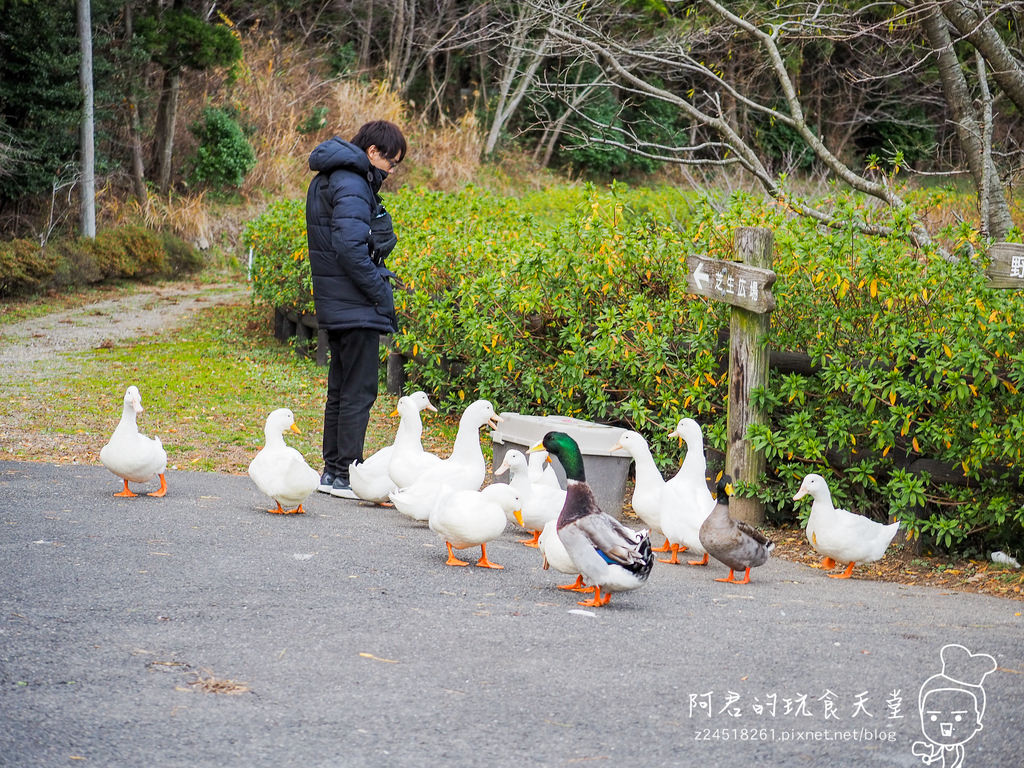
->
<box><xmin>359</xmin><ymin>652</ymin><xmax>398</xmax><ymax>663</ymax></box>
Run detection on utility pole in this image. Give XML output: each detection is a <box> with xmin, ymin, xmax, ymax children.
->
<box><xmin>78</xmin><ymin>0</ymin><xmax>96</xmax><ymax>238</ymax></box>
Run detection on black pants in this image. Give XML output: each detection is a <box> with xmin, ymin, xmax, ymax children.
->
<box><xmin>323</xmin><ymin>328</ymin><xmax>380</xmax><ymax>477</ymax></box>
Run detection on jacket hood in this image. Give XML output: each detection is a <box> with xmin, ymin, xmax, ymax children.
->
<box><xmin>309</xmin><ymin>138</ymin><xmax>370</xmax><ymax>175</ymax></box>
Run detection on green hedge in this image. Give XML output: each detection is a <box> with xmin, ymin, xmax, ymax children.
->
<box><xmin>243</xmin><ymin>183</ymin><xmax>1024</xmax><ymax>557</ymax></box>
<box><xmin>0</xmin><ymin>226</ymin><xmax>203</xmax><ymax>298</ymax></box>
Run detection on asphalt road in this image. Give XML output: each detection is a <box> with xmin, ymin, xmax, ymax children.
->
<box><xmin>1</xmin><ymin>460</ymin><xmax>1021</xmax><ymax>768</ymax></box>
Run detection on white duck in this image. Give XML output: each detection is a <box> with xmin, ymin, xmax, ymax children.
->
<box><xmin>528</xmin><ymin>449</ymin><xmax>562</xmax><ymax>489</ymax></box>
<box><xmin>610</xmin><ymin>430</ymin><xmax>672</xmax><ymax>556</ymax></box>
<box><xmin>428</xmin><ymin>483</ymin><xmax>521</xmax><ymax>569</ymax></box>
<box><xmin>386</xmin><ymin>399</ymin><xmax>502</xmax><ymax>519</ymax></box>
<box><xmin>793</xmin><ymin>473</ymin><xmax>900</xmax><ymax>579</ymax></box>
<box><xmin>494</xmin><ymin>448</ymin><xmax>567</xmax><ymax>547</ymax></box>
<box><xmin>248</xmin><ymin>408</ymin><xmax>320</xmax><ymax>515</ymax></box>
<box><xmin>538</xmin><ymin>518</ymin><xmax>587</xmax><ymax>592</ymax></box>
<box><xmin>662</xmin><ymin>418</ymin><xmax>716</xmax><ymax>566</ymax></box>
<box><xmin>388</xmin><ymin>394</ymin><xmax>447</xmax><ymax>490</ymax></box>
<box><xmin>350</xmin><ymin>391</ymin><xmax>437</xmax><ymax>503</ymax></box>
<box><xmin>100</xmin><ymin>385</ymin><xmax>167</xmax><ymax>498</ymax></box>
<box><xmin>389</xmin><ymin>480</ymin><xmax>451</xmax><ymax>523</ymax></box>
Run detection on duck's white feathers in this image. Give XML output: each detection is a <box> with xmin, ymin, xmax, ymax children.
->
<box><xmin>389</xmin><ymin>480</ymin><xmax>450</xmax><ymax>522</ymax></box>
<box><xmin>794</xmin><ymin>473</ymin><xmax>898</xmax><ymax>565</ymax></box>
<box><xmin>396</xmin><ymin>399</ymin><xmax>500</xmax><ymax>492</ymax></box>
<box><xmin>528</xmin><ymin>449</ymin><xmax>561</xmax><ymax>489</ymax></box>
<box><xmin>100</xmin><ymin>386</ymin><xmax>167</xmax><ymax>483</ymax></box>
<box><xmin>661</xmin><ymin>418</ymin><xmax>716</xmax><ymax>556</ymax></box>
<box><xmin>248</xmin><ymin>408</ymin><xmax>319</xmax><ymax>510</ymax></box>
<box><xmin>428</xmin><ymin>483</ymin><xmax>520</xmax><ymax>549</ymax></box>
<box><xmin>610</xmin><ymin>430</ymin><xmax>666</xmax><ymax>538</ymax></box>
<box><xmin>494</xmin><ymin>448</ymin><xmax>567</xmax><ymax>529</ymax></box>
<box><xmin>351</xmin><ymin>391</ymin><xmax>437</xmax><ymax>502</ymax></box>
<box><xmin>538</xmin><ymin>518</ymin><xmax>577</xmax><ymax>575</ymax></box>
<box><xmin>385</xmin><ymin>392</ymin><xmax>443</xmax><ymax>489</ymax></box>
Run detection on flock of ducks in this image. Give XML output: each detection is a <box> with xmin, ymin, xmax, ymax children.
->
<box><xmin>99</xmin><ymin>385</ymin><xmax>902</xmax><ymax>607</ymax></box>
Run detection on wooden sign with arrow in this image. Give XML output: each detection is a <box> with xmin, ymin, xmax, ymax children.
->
<box><xmin>686</xmin><ymin>254</ymin><xmax>777</xmax><ymax>314</ymax></box>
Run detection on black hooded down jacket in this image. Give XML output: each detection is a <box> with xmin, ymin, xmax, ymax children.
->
<box><xmin>305</xmin><ymin>137</ymin><xmax>398</xmax><ymax>333</ymax></box>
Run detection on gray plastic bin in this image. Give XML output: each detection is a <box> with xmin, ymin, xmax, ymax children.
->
<box><xmin>490</xmin><ymin>413</ymin><xmax>630</xmax><ymax>516</ymax></box>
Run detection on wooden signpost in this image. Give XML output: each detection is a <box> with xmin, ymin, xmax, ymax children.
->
<box><xmin>986</xmin><ymin>242</ymin><xmax>1024</xmax><ymax>289</ymax></box>
<box><xmin>687</xmin><ymin>228</ymin><xmax>776</xmax><ymax>525</ymax></box>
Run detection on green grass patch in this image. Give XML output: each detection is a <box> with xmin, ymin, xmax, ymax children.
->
<box><xmin>5</xmin><ymin>299</ymin><xmax>463</xmax><ymax>473</ymax></box>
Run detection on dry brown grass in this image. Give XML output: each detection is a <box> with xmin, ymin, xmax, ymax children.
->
<box><xmin>103</xmin><ymin>193</ymin><xmax>214</xmax><ymax>247</ymax></box>
<box><xmin>101</xmin><ymin>31</ymin><xmax>491</xmax><ymax>249</ymax></box>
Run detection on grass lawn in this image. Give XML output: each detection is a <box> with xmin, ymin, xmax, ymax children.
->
<box><xmin>0</xmin><ymin>297</ymin><xmax>461</xmax><ymax>474</ymax></box>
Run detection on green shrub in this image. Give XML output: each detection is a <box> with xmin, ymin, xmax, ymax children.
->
<box><xmin>0</xmin><ymin>226</ymin><xmax>203</xmax><ymax>296</ymax></box>
<box><xmin>187</xmin><ymin>106</ymin><xmax>256</xmax><ymax>191</ymax></box>
<box><xmin>244</xmin><ymin>183</ymin><xmax>1024</xmax><ymax>556</ymax></box>
<box><xmin>243</xmin><ymin>198</ymin><xmax>312</xmax><ymax>313</ymax></box>
<box><xmin>0</xmin><ymin>238</ymin><xmax>54</xmax><ymax>295</ymax></box>
<box><xmin>49</xmin><ymin>237</ymin><xmax>104</xmax><ymax>286</ymax></box>
<box><xmin>160</xmin><ymin>232</ymin><xmax>205</xmax><ymax>274</ymax></box>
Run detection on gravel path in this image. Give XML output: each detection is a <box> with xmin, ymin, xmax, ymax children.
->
<box><xmin>0</xmin><ymin>281</ymin><xmax>249</xmax><ymax>374</ymax></box>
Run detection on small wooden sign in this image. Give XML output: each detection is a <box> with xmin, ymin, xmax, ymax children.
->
<box><xmin>686</xmin><ymin>254</ymin><xmax>777</xmax><ymax>314</ymax></box>
<box><xmin>986</xmin><ymin>242</ymin><xmax>1024</xmax><ymax>289</ymax></box>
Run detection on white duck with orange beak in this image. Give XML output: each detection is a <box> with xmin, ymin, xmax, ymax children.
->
<box><xmin>100</xmin><ymin>385</ymin><xmax>168</xmax><ymax>498</ymax></box>
<box><xmin>248</xmin><ymin>408</ymin><xmax>319</xmax><ymax>515</ymax></box>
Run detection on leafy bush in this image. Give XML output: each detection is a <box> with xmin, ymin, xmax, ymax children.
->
<box><xmin>244</xmin><ymin>183</ymin><xmax>1024</xmax><ymax>556</ymax></box>
<box><xmin>160</xmin><ymin>231</ymin><xmax>205</xmax><ymax>274</ymax></box>
<box><xmin>187</xmin><ymin>106</ymin><xmax>257</xmax><ymax>191</ymax></box>
<box><xmin>0</xmin><ymin>238</ymin><xmax>55</xmax><ymax>295</ymax></box>
<box><xmin>243</xmin><ymin>198</ymin><xmax>312</xmax><ymax>314</ymax></box>
<box><xmin>0</xmin><ymin>226</ymin><xmax>203</xmax><ymax>297</ymax></box>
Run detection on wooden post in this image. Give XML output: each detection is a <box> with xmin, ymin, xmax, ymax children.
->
<box><xmin>726</xmin><ymin>227</ymin><xmax>774</xmax><ymax>525</ymax></box>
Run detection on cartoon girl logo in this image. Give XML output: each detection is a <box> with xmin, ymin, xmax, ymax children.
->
<box><xmin>912</xmin><ymin>643</ymin><xmax>997</xmax><ymax>768</ymax></box>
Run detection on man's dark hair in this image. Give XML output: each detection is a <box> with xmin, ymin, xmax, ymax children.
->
<box><xmin>351</xmin><ymin>120</ymin><xmax>407</xmax><ymax>163</ymax></box>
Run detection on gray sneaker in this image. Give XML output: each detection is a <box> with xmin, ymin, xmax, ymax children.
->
<box><xmin>329</xmin><ymin>476</ymin><xmax>358</xmax><ymax>499</ymax></box>
<box><xmin>317</xmin><ymin>471</ymin><xmax>336</xmax><ymax>494</ymax></box>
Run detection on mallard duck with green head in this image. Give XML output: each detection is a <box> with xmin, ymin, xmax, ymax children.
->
<box><xmin>530</xmin><ymin>431</ymin><xmax>654</xmax><ymax>607</ymax></box>
<box><xmin>698</xmin><ymin>474</ymin><xmax>774</xmax><ymax>584</ymax></box>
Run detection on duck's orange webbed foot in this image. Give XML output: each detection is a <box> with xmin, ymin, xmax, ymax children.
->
<box><xmin>267</xmin><ymin>502</ymin><xmax>288</xmax><ymax>514</ymax></box>
<box><xmin>444</xmin><ymin>542</ymin><xmax>470</xmax><ymax>566</ymax></box>
<box><xmin>828</xmin><ymin>562</ymin><xmax>856</xmax><ymax>579</ymax></box>
<box><xmin>475</xmin><ymin>543</ymin><xmax>504</xmax><ymax>569</ymax></box>
<box><xmin>147</xmin><ymin>474</ymin><xmax>167</xmax><ymax>497</ymax></box>
<box><xmin>285</xmin><ymin>504</ymin><xmax>306</xmax><ymax>515</ymax></box>
<box><xmin>557</xmin><ymin>575</ymin><xmax>586</xmax><ymax>591</ymax></box>
<box><xmin>688</xmin><ymin>552</ymin><xmax>710</xmax><ymax>566</ymax></box>
<box><xmin>658</xmin><ymin>543</ymin><xmax>682</xmax><ymax>565</ymax></box>
<box><xmin>517</xmin><ymin>530</ymin><xmax>541</xmax><ymax>548</ymax></box>
<box><xmin>577</xmin><ymin>586</ymin><xmax>610</xmax><ymax>607</ymax></box>
<box><xmin>651</xmin><ymin>537</ymin><xmax>673</xmax><ymax>553</ymax></box>
<box><xmin>114</xmin><ymin>480</ymin><xmax>137</xmax><ymax>497</ymax></box>
<box><xmin>820</xmin><ymin>556</ymin><xmax>836</xmax><ymax>569</ymax></box>
<box><xmin>716</xmin><ymin>567</ymin><xmax>752</xmax><ymax>584</ymax></box>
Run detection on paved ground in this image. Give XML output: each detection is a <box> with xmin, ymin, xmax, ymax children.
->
<box><xmin>1</xmin><ymin>460</ymin><xmax>1021</xmax><ymax>767</ymax></box>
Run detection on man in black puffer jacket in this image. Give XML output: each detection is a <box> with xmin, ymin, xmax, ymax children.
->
<box><xmin>305</xmin><ymin>120</ymin><xmax>407</xmax><ymax>499</ymax></box>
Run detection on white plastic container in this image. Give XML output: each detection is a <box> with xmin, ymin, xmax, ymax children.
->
<box><xmin>491</xmin><ymin>412</ymin><xmax>630</xmax><ymax>516</ymax></box>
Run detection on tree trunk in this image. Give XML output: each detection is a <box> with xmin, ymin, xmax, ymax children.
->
<box><xmin>921</xmin><ymin>6</ymin><xmax>1013</xmax><ymax>240</ymax></box>
<box><xmin>938</xmin><ymin>0</ymin><xmax>1024</xmax><ymax>116</ymax></box>
<box><xmin>484</xmin><ymin>13</ymin><xmax>550</xmax><ymax>156</ymax></box>
<box><xmin>125</xmin><ymin>2</ymin><xmax>148</xmax><ymax>204</ymax></box>
<box><xmin>153</xmin><ymin>68</ymin><xmax>181</xmax><ymax>195</ymax></box>
<box><xmin>77</xmin><ymin>0</ymin><xmax>96</xmax><ymax>238</ymax></box>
